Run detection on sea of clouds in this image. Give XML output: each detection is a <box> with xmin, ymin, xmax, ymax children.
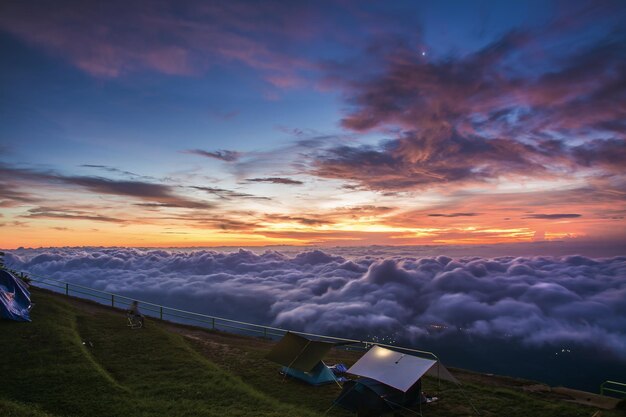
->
<box><xmin>5</xmin><ymin>247</ymin><xmax>626</xmax><ymax>360</ymax></box>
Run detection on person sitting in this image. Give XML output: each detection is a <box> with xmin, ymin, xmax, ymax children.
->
<box><xmin>127</xmin><ymin>300</ymin><xmax>144</xmax><ymax>327</ymax></box>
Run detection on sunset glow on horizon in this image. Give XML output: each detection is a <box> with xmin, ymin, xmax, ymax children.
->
<box><xmin>1</xmin><ymin>0</ymin><xmax>625</xmax><ymax>249</ymax></box>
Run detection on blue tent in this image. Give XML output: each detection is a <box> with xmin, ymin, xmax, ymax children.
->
<box><xmin>0</xmin><ymin>270</ymin><xmax>32</xmax><ymax>322</ymax></box>
<box><xmin>266</xmin><ymin>332</ymin><xmax>338</xmax><ymax>386</ymax></box>
<box><xmin>281</xmin><ymin>361</ymin><xmax>338</xmax><ymax>386</ymax></box>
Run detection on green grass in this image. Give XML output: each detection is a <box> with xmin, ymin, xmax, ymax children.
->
<box><xmin>0</xmin><ymin>291</ymin><xmax>317</xmax><ymax>417</ymax></box>
<box><xmin>1</xmin><ymin>289</ymin><xmax>622</xmax><ymax>417</ymax></box>
<box><xmin>0</xmin><ymin>399</ymin><xmax>53</xmax><ymax>417</ymax></box>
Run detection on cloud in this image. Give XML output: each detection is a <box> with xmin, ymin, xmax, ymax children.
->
<box><xmin>80</xmin><ymin>164</ymin><xmax>154</xmax><ymax>180</ymax></box>
<box><xmin>61</xmin><ymin>177</ymin><xmax>213</xmax><ymax>209</ymax></box>
<box><xmin>190</xmin><ymin>186</ymin><xmax>271</xmax><ymax>200</ymax></box>
<box><xmin>428</xmin><ymin>213</ymin><xmax>479</xmax><ymax>218</ymax></box>
<box><xmin>66</xmin><ymin>177</ymin><xmax>177</xmax><ymax>199</ymax></box>
<box><xmin>0</xmin><ymin>182</ymin><xmax>41</xmax><ymax>207</ymax></box>
<box><xmin>0</xmin><ymin>0</ymin><xmax>323</xmax><ymax>86</ymax></box>
<box><xmin>134</xmin><ymin>203</ymin><xmax>191</xmax><ymax>209</ymax></box>
<box><xmin>147</xmin><ymin>213</ymin><xmax>261</xmax><ymax>231</ymax></box>
<box><xmin>185</xmin><ymin>149</ymin><xmax>242</xmax><ymax>162</ymax></box>
<box><xmin>313</xmin><ymin>132</ymin><xmax>553</xmax><ymax>190</ymax></box>
<box><xmin>6</xmin><ymin>247</ymin><xmax>626</xmax><ymax>362</ymax></box>
<box><xmin>571</xmin><ymin>139</ymin><xmax>626</xmax><ymax>172</ymax></box>
<box><xmin>261</xmin><ymin>214</ymin><xmax>331</xmax><ymax>226</ymax></box>
<box><xmin>0</xmin><ymin>163</ymin><xmax>213</xmax><ymax>209</ymax></box>
<box><xmin>246</xmin><ymin>177</ymin><xmax>304</xmax><ymax>185</ymax></box>
<box><xmin>22</xmin><ymin>207</ymin><xmax>126</xmax><ymax>223</ymax></box>
<box><xmin>525</xmin><ymin>214</ymin><xmax>582</xmax><ymax>219</ymax></box>
<box><xmin>2</xmin><ymin>221</ymin><xmax>29</xmax><ymax>228</ymax></box>
<box><xmin>313</xmin><ymin>21</ymin><xmax>626</xmax><ymax>191</ymax></box>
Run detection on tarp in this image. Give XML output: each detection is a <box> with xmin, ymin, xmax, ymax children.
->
<box><xmin>0</xmin><ymin>270</ymin><xmax>31</xmax><ymax>322</ymax></box>
<box><xmin>281</xmin><ymin>361</ymin><xmax>337</xmax><ymax>386</ymax></box>
<box><xmin>347</xmin><ymin>346</ymin><xmax>458</xmax><ymax>392</ymax></box>
<box><xmin>266</xmin><ymin>332</ymin><xmax>334</xmax><ymax>372</ymax></box>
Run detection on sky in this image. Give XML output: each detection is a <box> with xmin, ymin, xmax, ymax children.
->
<box><xmin>1</xmin><ymin>0</ymin><xmax>625</xmax><ymax>249</ymax></box>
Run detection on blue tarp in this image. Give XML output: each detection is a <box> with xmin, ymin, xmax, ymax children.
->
<box><xmin>0</xmin><ymin>270</ymin><xmax>32</xmax><ymax>322</ymax></box>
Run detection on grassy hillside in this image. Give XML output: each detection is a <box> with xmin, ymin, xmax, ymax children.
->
<box><xmin>1</xmin><ymin>289</ymin><xmax>622</xmax><ymax>417</ymax></box>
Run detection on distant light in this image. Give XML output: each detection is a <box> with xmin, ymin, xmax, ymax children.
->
<box><xmin>421</xmin><ymin>51</ymin><xmax>426</xmax><ymax>56</ymax></box>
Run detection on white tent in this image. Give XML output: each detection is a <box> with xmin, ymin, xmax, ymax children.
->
<box><xmin>347</xmin><ymin>345</ymin><xmax>458</xmax><ymax>392</ymax></box>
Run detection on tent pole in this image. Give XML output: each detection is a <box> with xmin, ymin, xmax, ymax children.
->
<box><xmin>282</xmin><ymin>339</ymin><xmax>312</xmax><ymax>382</ymax></box>
<box><xmin>457</xmin><ymin>384</ymin><xmax>481</xmax><ymax>416</ymax></box>
<box><xmin>432</xmin><ymin>360</ymin><xmax>442</xmax><ymax>392</ymax></box>
<box><xmin>321</xmin><ymin>360</ymin><xmax>343</xmax><ymax>389</ymax></box>
<box><xmin>419</xmin><ymin>394</ymin><xmax>422</xmax><ymax>417</ymax></box>
<box><xmin>324</xmin><ymin>382</ymin><xmax>358</xmax><ymax>416</ymax></box>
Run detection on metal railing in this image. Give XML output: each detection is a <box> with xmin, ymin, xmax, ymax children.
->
<box><xmin>600</xmin><ymin>380</ymin><xmax>626</xmax><ymax>398</ymax></box>
<box><xmin>26</xmin><ymin>275</ymin><xmax>440</xmax><ymax>363</ymax></box>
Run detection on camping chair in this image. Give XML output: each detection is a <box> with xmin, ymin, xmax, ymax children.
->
<box><xmin>126</xmin><ymin>311</ymin><xmax>143</xmax><ymax>329</ymax></box>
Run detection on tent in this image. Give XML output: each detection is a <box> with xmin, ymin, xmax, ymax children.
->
<box><xmin>334</xmin><ymin>346</ymin><xmax>458</xmax><ymax>415</ymax></box>
<box><xmin>334</xmin><ymin>377</ymin><xmax>422</xmax><ymax>415</ymax></box>
<box><xmin>266</xmin><ymin>332</ymin><xmax>338</xmax><ymax>386</ymax></box>
<box><xmin>281</xmin><ymin>361</ymin><xmax>338</xmax><ymax>385</ymax></box>
<box><xmin>347</xmin><ymin>345</ymin><xmax>458</xmax><ymax>390</ymax></box>
<box><xmin>0</xmin><ymin>270</ymin><xmax>32</xmax><ymax>322</ymax></box>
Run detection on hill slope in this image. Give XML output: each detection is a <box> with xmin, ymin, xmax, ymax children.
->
<box><xmin>1</xmin><ymin>289</ymin><xmax>622</xmax><ymax>417</ymax></box>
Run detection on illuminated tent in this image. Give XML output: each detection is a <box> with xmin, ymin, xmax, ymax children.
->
<box><xmin>0</xmin><ymin>270</ymin><xmax>32</xmax><ymax>322</ymax></box>
<box><xmin>266</xmin><ymin>332</ymin><xmax>338</xmax><ymax>386</ymax></box>
<box><xmin>347</xmin><ymin>345</ymin><xmax>458</xmax><ymax>390</ymax></box>
<box><xmin>334</xmin><ymin>346</ymin><xmax>458</xmax><ymax>415</ymax></box>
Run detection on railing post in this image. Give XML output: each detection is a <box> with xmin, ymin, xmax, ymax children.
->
<box><xmin>65</xmin><ymin>282</ymin><xmax>69</xmax><ymax>295</ymax></box>
<box><xmin>599</xmin><ymin>380</ymin><xmax>626</xmax><ymax>397</ymax></box>
<box><xmin>160</xmin><ymin>306</ymin><xmax>163</xmax><ymax>320</ymax></box>
<box><xmin>111</xmin><ymin>294</ymin><xmax>115</xmax><ymax>307</ymax></box>
<box><xmin>212</xmin><ymin>318</ymin><xmax>215</xmax><ymax>330</ymax></box>
<box><xmin>264</xmin><ymin>327</ymin><xmax>267</xmax><ymax>338</ymax></box>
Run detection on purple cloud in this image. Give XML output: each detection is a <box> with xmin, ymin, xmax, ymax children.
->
<box><xmin>80</xmin><ymin>164</ymin><xmax>153</xmax><ymax>180</ymax></box>
<box><xmin>428</xmin><ymin>213</ymin><xmax>479</xmax><ymax>218</ymax></box>
<box><xmin>22</xmin><ymin>207</ymin><xmax>125</xmax><ymax>223</ymax></box>
<box><xmin>571</xmin><ymin>139</ymin><xmax>626</xmax><ymax>172</ymax></box>
<box><xmin>0</xmin><ymin>0</ymin><xmax>324</xmax><ymax>86</ymax></box>
<box><xmin>0</xmin><ymin>182</ymin><xmax>40</xmax><ymax>207</ymax></box>
<box><xmin>246</xmin><ymin>177</ymin><xmax>304</xmax><ymax>185</ymax></box>
<box><xmin>525</xmin><ymin>214</ymin><xmax>582</xmax><ymax>219</ymax></box>
<box><xmin>191</xmin><ymin>186</ymin><xmax>270</xmax><ymax>200</ymax></box>
<box><xmin>185</xmin><ymin>149</ymin><xmax>242</xmax><ymax>162</ymax></box>
<box><xmin>313</xmin><ymin>132</ymin><xmax>553</xmax><ymax>190</ymax></box>
<box><xmin>313</xmin><ymin>21</ymin><xmax>626</xmax><ymax>191</ymax></box>
<box><xmin>0</xmin><ymin>163</ymin><xmax>212</xmax><ymax>209</ymax></box>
